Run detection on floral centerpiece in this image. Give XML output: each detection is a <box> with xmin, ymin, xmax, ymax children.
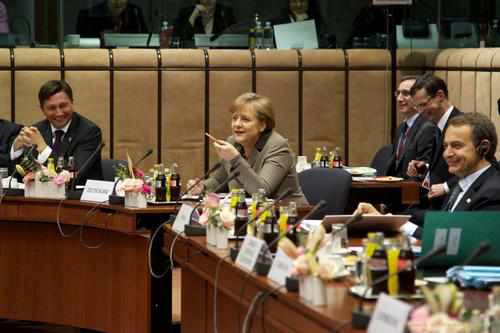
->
<box><xmin>16</xmin><ymin>151</ymin><xmax>71</xmax><ymax>199</ymax></box>
<box><xmin>115</xmin><ymin>153</ymin><xmax>151</xmax><ymax>208</ymax></box>
<box><xmin>197</xmin><ymin>192</ymin><xmax>235</xmax><ymax>249</ymax></box>
<box><xmin>407</xmin><ymin>284</ymin><xmax>487</xmax><ymax>333</ymax></box>
<box><xmin>280</xmin><ymin>224</ymin><xmax>346</xmax><ymax>306</ymax></box>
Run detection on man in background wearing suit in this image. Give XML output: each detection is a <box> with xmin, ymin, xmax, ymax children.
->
<box><xmin>358</xmin><ymin>112</ymin><xmax>500</xmax><ymax>238</ymax></box>
<box><xmin>0</xmin><ymin>119</ymin><xmax>20</xmax><ymax>172</ymax></box>
<box><xmin>386</xmin><ymin>76</ymin><xmax>437</xmax><ymax>180</ymax></box>
<box><xmin>407</xmin><ymin>73</ymin><xmax>464</xmax><ymax>209</ymax></box>
<box><xmin>11</xmin><ymin>80</ymin><xmax>102</xmax><ymax>184</ymax></box>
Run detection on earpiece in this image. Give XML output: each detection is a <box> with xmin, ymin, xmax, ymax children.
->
<box><xmin>476</xmin><ymin>140</ymin><xmax>490</xmax><ymax>157</ymax></box>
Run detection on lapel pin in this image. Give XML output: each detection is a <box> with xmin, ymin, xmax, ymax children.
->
<box><xmin>466</xmin><ymin>198</ymin><xmax>471</xmax><ymax>204</ymax></box>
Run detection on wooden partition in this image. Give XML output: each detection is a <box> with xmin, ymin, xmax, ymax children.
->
<box><xmin>6</xmin><ymin>48</ymin><xmax>500</xmax><ymax>183</ymax></box>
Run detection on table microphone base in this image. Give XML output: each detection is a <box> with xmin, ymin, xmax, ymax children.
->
<box><xmin>3</xmin><ymin>188</ymin><xmax>24</xmax><ymax>196</ymax></box>
<box><xmin>255</xmin><ymin>261</ymin><xmax>271</xmax><ymax>276</ymax></box>
<box><xmin>108</xmin><ymin>194</ymin><xmax>124</xmax><ymax>205</ymax></box>
<box><xmin>184</xmin><ymin>224</ymin><xmax>206</xmax><ymax>236</ymax></box>
<box><xmin>230</xmin><ymin>247</ymin><xmax>239</xmax><ymax>262</ymax></box>
<box><xmin>352</xmin><ymin>309</ymin><xmax>371</xmax><ymax>329</ymax></box>
<box><xmin>285</xmin><ymin>276</ymin><xmax>299</xmax><ymax>292</ymax></box>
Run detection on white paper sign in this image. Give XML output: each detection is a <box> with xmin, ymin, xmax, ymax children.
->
<box><xmin>268</xmin><ymin>249</ymin><xmax>294</xmax><ymax>285</ymax></box>
<box><xmin>368</xmin><ymin>293</ymin><xmax>412</xmax><ymax>333</ymax></box>
<box><xmin>80</xmin><ymin>180</ymin><xmax>115</xmax><ymax>203</ymax></box>
<box><xmin>172</xmin><ymin>203</ymin><xmax>196</xmax><ymax>233</ymax></box>
<box><xmin>447</xmin><ymin>228</ymin><xmax>462</xmax><ymax>255</ymax></box>
<box><xmin>235</xmin><ymin>235</ymin><xmax>266</xmax><ymax>272</ymax></box>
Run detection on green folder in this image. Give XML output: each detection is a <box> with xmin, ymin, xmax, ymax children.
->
<box><xmin>420</xmin><ymin>211</ymin><xmax>500</xmax><ymax>268</ymax></box>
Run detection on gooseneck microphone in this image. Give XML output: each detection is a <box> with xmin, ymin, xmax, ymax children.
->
<box><xmin>462</xmin><ymin>241</ymin><xmax>491</xmax><ymax>266</ymax></box>
<box><xmin>179</xmin><ymin>161</ymin><xmax>222</xmax><ymax>201</ymax></box>
<box><xmin>352</xmin><ymin>243</ymin><xmax>447</xmax><ymax>329</ymax></box>
<box><xmin>67</xmin><ymin>142</ymin><xmax>105</xmax><ymax>200</ymax></box>
<box><xmin>134</xmin><ymin>148</ymin><xmax>153</xmax><ymax>167</ymax></box>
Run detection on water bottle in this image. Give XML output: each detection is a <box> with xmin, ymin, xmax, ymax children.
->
<box><xmin>263</xmin><ymin>21</ymin><xmax>274</xmax><ymax>49</ymax></box>
<box><xmin>160</xmin><ymin>20</ymin><xmax>173</xmax><ymax>48</ymax></box>
<box><xmin>255</xmin><ymin>21</ymin><xmax>264</xmax><ymax>49</ymax></box>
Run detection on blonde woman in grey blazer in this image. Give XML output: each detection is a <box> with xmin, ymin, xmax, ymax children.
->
<box><xmin>191</xmin><ymin>92</ymin><xmax>308</xmax><ymax>205</ymax></box>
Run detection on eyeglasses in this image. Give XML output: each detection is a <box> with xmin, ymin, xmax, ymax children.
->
<box><xmin>394</xmin><ymin>89</ymin><xmax>411</xmax><ymax>98</ymax></box>
<box><xmin>415</xmin><ymin>96</ymin><xmax>434</xmax><ymax>110</ymax></box>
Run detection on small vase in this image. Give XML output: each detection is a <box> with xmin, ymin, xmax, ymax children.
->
<box><xmin>124</xmin><ymin>191</ymin><xmax>147</xmax><ymax>208</ymax></box>
<box><xmin>300</xmin><ymin>276</ymin><xmax>326</xmax><ymax>306</ymax></box>
<box><xmin>206</xmin><ymin>224</ymin><xmax>216</xmax><ymax>246</ymax></box>
<box><xmin>215</xmin><ymin>228</ymin><xmax>229</xmax><ymax>249</ymax></box>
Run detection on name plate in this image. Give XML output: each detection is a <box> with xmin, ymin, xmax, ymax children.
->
<box><xmin>267</xmin><ymin>248</ymin><xmax>294</xmax><ymax>285</ymax></box>
<box><xmin>80</xmin><ymin>180</ymin><xmax>115</xmax><ymax>202</ymax></box>
<box><xmin>173</xmin><ymin>203</ymin><xmax>196</xmax><ymax>233</ymax></box>
<box><xmin>236</xmin><ymin>235</ymin><xmax>266</xmax><ymax>272</ymax></box>
<box><xmin>368</xmin><ymin>293</ymin><xmax>411</xmax><ymax>333</ymax></box>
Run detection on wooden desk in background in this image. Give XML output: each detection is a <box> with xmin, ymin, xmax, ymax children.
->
<box><xmin>347</xmin><ymin>180</ymin><xmax>420</xmax><ymax>213</ymax></box>
<box><xmin>0</xmin><ymin>197</ymin><xmax>177</xmax><ymax>333</ymax></box>
<box><xmin>164</xmin><ymin>226</ymin><xmax>367</xmax><ymax>333</ymax></box>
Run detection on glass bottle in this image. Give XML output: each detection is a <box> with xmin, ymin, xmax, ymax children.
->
<box><xmin>155</xmin><ymin>164</ymin><xmax>167</xmax><ymax>202</ymax></box>
<box><xmin>47</xmin><ymin>157</ymin><xmax>56</xmax><ymax>175</ymax></box>
<box><xmin>278</xmin><ymin>206</ymin><xmax>288</xmax><ymax>237</ymax></box>
<box><xmin>160</xmin><ymin>20</ymin><xmax>173</xmax><ymax>48</ymax></box>
<box><xmin>398</xmin><ymin>236</ymin><xmax>416</xmax><ymax>294</ymax></box>
<box><xmin>287</xmin><ymin>201</ymin><xmax>298</xmax><ymax>245</ymax></box>
<box><xmin>67</xmin><ymin>156</ymin><xmax>76</xmax><ymax>180</ymax></box>
<box><xmin>235</xmin><ymin>189</ymin><xmax>248</xmax><ymax>237</ymax></box>
<box><xmin>263</xmin><ymin>21</ymin><xmax>274</xmax><ymax>49</ymax></box>
<box><xmin>170</xmin><ymin>163</ymin><xmax>181</xmax><ymax>201</ymax></box>
<box><xmin>332</xmin><ymin>147</ymin><xmax>343</xmax><ymax>168</ymax></box>
<box><xmin>255</xmin><ymin>21</ymin><xmax>264</xmax><ymax>49</ymax></box>
<box><xmin>320</xmin><ymin>146</ymin><xmax>329</xmax><ymax>168</ymax></box>
<box><xmin>367</xmin><ymin>233</ymin><xmax>387</xmax><ymax>294</ymax></box>
<box><xmin>56</xmin><ymin>156</ymin><xmax>65</xmax><ymax>174</ymax></box>
<box><xmin>263</xmin><ymin>205</ymin><xmax>278</xmax><ymax>253</ymax></box>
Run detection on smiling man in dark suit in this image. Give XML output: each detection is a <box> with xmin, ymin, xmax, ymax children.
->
<box><xmin>407</xmin><ymin>73</ymin><xmax>464</xmax><ymax>209</ymax></box>
<box><xmin>386</xmin><ymin>76</ymin><xmax>437</xmax><ymax>180</ymax></box>
<box><xmin>11</xmin><ymin>80</ymin><xmax>102</xmax><ymax>184</ymax></box>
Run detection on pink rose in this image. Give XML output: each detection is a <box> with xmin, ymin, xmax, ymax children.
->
<box><xmin>133</xmin><ymin>167</ymin><xmax>145</xmax><ymax>179</ymax></box>
<box><xmin>22</xmin><ymin>172</ymin><xmax>35</xmax><ymax>184</ymax></box>
<box><xmin>204</xmin><ymin>192</ymin><xmax>220</xmax><ymax>209</ymax></box>
<box><xmin>198</xmin><ymin>210</ymin><xmax>209</xmax><ymax>225</ymax></box>
<box><xmin>142</xmin><ymin>184</ymin><xmax>152</xmax><ymax>194</ymax></box>
<box><xmin>220</xmin><ymin>206</ymin><xmax>235</xmax><ymax>230</ymax></box>
<box><xmin>293</xmin><ymin>255</ymin><xmax>310</xmax><ymax>276</ymax></box>
<box><xmin>118</xmin><ymin>178</ymin><xmax>144</xmax><ymax>193</ymax></box>
<box><xmin>53</xmin><ymin>174</ymin><xmax>66</xmax><ymax>186</ymax></box>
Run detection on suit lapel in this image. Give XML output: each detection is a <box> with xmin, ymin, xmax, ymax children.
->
<box><xmin>453</xmin><ymin>166</ymin><xmax>493</xmax><ymax>210</ymax></box>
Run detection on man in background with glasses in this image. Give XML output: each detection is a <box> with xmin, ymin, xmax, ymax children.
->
<box><xmin>407</xmin><ymin>73</ymin><xmax>463</xmax><ymax>210</ymax></box>
<box><xmin>385</xmin><ymin>76</ymin><xmax>437</xmax><ymax>181</ymax></box>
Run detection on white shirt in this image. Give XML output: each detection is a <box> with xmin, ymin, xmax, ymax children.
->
<box><xmin>10</xmin><ymin>120</ymin><xmax>72</xmax><ymax>164</ymax></box>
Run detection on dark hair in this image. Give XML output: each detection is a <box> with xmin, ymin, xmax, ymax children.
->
<box><xmin>400</xmin><ymin>75</ymin><xmax>418</xmax><ymax>83</ymax></box>
<box><xmin>447</xmin><ymin>112</ymin><xmax>498</xmax><ymax>162</ymax></box>
<box><xmin>410</xmin><ymin>73</ymin><xmax>448</xmax><ymax>98</ymax></box>
<box><xmin>38</xmin><ymin>80</ymin><xmax>73</xmax><ymax>107</ymax></box>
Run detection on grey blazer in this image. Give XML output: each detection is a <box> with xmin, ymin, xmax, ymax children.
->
<box><xmin>205</xmin><ymin>130</ymin><xmax>308</xmax><ymax>205</ymax></box>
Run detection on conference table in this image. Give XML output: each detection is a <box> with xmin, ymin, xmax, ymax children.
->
<box><xmin>164</xmin><ymin>226</ymin><xmax>369</xmax><ymax>333</ymax></box>
<box><xmin>0</xmin><ymin>196</ymin><xmax>177</xmax><ymax>333</ymax></box>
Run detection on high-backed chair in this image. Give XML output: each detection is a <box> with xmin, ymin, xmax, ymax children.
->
<box><xmin>101</xmin><ymin>159</ymin><xmax>127</xmax><ymax>181</ymax></box>
<box><xmin>298</xmin><ymin>168</ymin><xmax>352</xmax><ymax>219</ymax></box>
<box><xmin>370</xmin><ymin>144</ymin><xmax>393</xmax><ymax>176</ymax></box>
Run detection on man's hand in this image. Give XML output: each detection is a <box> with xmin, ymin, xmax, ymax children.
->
<box><xmin>23</xmin><ymin>127</ymin><xmax>48</xmax><ymax>152</ymax></box>
<box><xmin>407</xmin><ymin>160</ymin><xmax>427</xmax><ymax>177</ymax></box>
<box><xmin>428</xmin><ymin>183</ymin><xmax>446</xmax><ymax>199</ymax></box>
<box><xmin>213</xmin><ymin>140</ymin><xmax>239</xmax><ymax>161</ymax></box>
<box><xmin>190</xmin><ymin>4</ymin><xmax>208</xmax><ymax>25</ymax></box>
<box><xmin>13</xmin><ymin>127</ymin><xmax>30</xmax><ymax>150</ymax></box>
<box><xmin>354</xmin><ymin>202</ymin><xmax>382</xmax><ymax>215</ymax></box>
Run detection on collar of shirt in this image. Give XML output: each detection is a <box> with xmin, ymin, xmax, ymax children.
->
<box><xmin>451</xmin><ymin>164</ymin><xmax>492</xmax><ymax>211</ymax></box>
<box><xmin>50</xmin><ymin>120</ymin><xmax>72</xmax><ymax>141</ymax></box>
<box><xmin>437</xmin><ymin>105</ymin><xmax>454</xmax><ymax>132</ymax></box>
<box><xmin>405</xmin><ymin>112</ymin><xmax>419</xmax><ymax>129</ymax></box>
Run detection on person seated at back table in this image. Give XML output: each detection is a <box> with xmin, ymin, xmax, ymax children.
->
<box><xmin>188</xmin><ymin>92</ymin><xmax>308</xmax><ymax>205</ymax></box>
<box><xmin>0</xmin><ymin>119</ymin><xmax>21</xmax><ymax>173</ymax></box>
<box><xmin>355</xmin><ymin>112</ymin><xmax>500</xmax><ymax>239</ymax></box>
<box><xmin>173</xmin><ymin>0</ymin><xmax>235</xmax><ymax>46</ymax></box>
<box><xmin>385</xmin><ymin>76</ymin><xmax>437</xmax><ymax>180</ymax></box>
<box><xmin>76</xmin><ymin>0</ymin><xmax>148</xmax><ymax>42</ymax></box>
<box><xmin>10</xmin><ymin>80</ymin><xmax>102</xmax><ymax>185</ymax></box>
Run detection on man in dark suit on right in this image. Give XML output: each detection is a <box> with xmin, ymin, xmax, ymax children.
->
<box><xmin>357</xmin><ymin>112</ymin><xmax>500</xmax><ymax>238</ymax></box>
<box><xmin>407</xmin><ymin>73</ymin><xmax>464</xmax><ymax>209</ymax></box>
<box><xmin>11</xmin><ymin>80</ymin><xmax>102</xmax><ymax>184</ymax></box>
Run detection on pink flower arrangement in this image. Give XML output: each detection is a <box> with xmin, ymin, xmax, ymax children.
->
<box><xmin>118</xmin><ymin>178</ymin><xmax>151</xmax><ymax>194</ymax></box>
<box><xmin>22</xmin><ymin>167</ymin><xmax>72</xmax><ymax>186</ymax></box>
<box><xmin>198</xmin><ymin>192</ymin><xmax>235</xmax><ymax>230</ymax></box>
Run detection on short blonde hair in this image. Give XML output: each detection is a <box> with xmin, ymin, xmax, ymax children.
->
<box><xmin>229</xmin><ymin>92</ymin><xmax>276</xmax><ymax>130</ymax></box>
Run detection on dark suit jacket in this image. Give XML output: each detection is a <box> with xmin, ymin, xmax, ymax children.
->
<box><xmin>386</xmin><ymin>114</ymin><xmax>437</xmax><ymax>180</ymax></box>
<box><xmin>413</xmin><ymin>165</ymin><xmax>500</xmax><ymax>238</ymax></box>
<box><xmin>173</xmin><ymin>4</ymin><xmax>235</xmax><ymax>43</ymax></box>
<box><xmin>0</xmin><ymin>119</ymin><xmax>21</xmax><ymax>172</ymax></box>
<box><xmin>76</xmin><ymin>1</ymin><xmax>148</xmax><ymax>39</ymax></box>
<box><xmin>34</xmin><ymin>112</ymin><xmax>102</xmax><ymax>185</ymax></box>
<box><xmin>205</xmin><ymin>130</ymin><xmax>308</xmax><ymax>205</ymax></box>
